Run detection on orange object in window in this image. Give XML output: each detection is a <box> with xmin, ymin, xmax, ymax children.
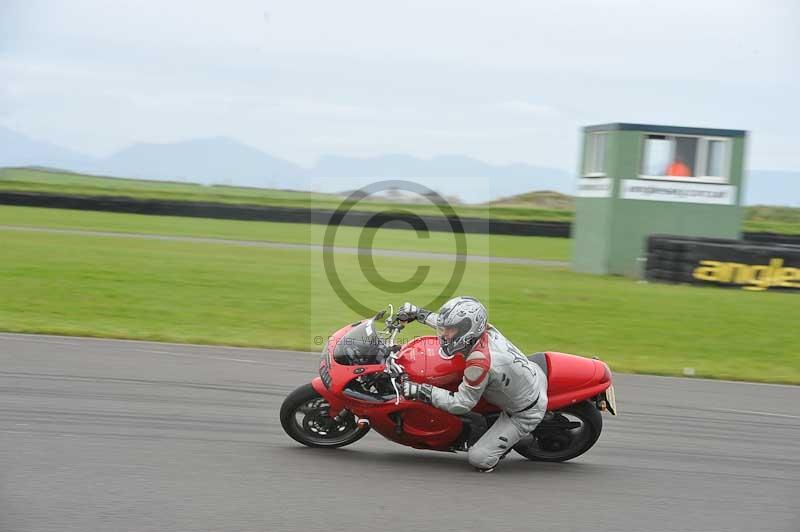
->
<box><xmin>666</xmin><ymin>160</ymin><xmax>692</xmax><ymax>177</ymax></box>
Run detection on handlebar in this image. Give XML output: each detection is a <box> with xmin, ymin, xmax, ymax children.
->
<box><xmin>382</xmin><ymin>306</ymin><xmax>405</xmax><ymax>404</ymax></box>
<box><xmin>374</xmin><ymin>303</ymin><xmax>409</xmax><ymax>404</ymax></box>
<box><xmin>383</xmin><ymin>346</ymin><xmax>405</xmax><ymax>404</ymax></box>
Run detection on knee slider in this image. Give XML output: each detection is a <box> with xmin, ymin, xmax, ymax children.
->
<box><xmin>467</xmin><ymin>446</ymin><xmax>497</xmax><ymax>470</ymax></box>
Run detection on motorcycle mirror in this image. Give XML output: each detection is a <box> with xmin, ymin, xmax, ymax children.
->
<box><xmin>374</xmin><ymin>310</ymin><xmax>386</xmax><ymax>321</ymax></box>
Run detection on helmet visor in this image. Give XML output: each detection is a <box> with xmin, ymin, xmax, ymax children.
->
<box><xmin>437</xmin><ymin>325</ymin><xmax>460</xmax><ymax>342</ymax></box>
<box><xmin>437</xmin><ymin>320</ymin><xmax>471</xmax><ymax>357</ymax></box>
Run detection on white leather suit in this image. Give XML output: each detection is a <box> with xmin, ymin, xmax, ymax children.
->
<box><xmin>419</xmin><ymin>313</ymin><xmax>548</xmax><ymax>470</ymax></box>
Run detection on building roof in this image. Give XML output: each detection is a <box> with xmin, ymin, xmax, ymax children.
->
<box><xmin>584</xmin><ymin>123</ymin><xmax>747</xmax><ymax>137</ymax></box>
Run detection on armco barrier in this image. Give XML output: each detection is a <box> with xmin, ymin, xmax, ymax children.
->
<box><xmin>741</xmin><ymin>232</ymin><xmax>800</xmax><ymax>246</ymax></box>
<box><xmin>0</xmin><ymin>191</ymin><xmax>571</xmax><ymax>237</ymax></box>
<box><xmin>645</xmin><ymin>234</ymin><xmax>800</xmax><ymax>292</ymax></box>
<box><xmin>2</xmin><ymin>191</ymin><xmax>798</xmax><ymax>244</ymax></box>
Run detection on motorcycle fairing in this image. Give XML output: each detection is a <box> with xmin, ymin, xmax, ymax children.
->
<box><xmin>313</xmin><ymin>325</ymin><xmax>613</xmax><ymax>451</ymax></box>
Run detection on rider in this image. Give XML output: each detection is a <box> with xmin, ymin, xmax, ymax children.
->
<box><xmin>397</xmin><ymin>296</ymin><xmax>548</xmax><ymax>472</ymax></box>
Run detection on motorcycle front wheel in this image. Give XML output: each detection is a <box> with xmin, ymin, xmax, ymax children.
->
<box><xmin>513</xmin><ymin>401</ymin><xmax>602</xmax><ymax>462</ymax></box>
<box><xmin>280</xmin><ymin>383</ymin><xmax>370</xmax><ymax>448</ymax></box>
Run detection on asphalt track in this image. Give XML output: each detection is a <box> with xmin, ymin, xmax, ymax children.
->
<box><xmin>1</xmin><ymin>333</ymin><xmax>797</xmax><ymax>532</ymax></box>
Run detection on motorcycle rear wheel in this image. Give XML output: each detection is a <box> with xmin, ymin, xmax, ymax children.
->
<box><xmin>280</xmin><ymin>383</ymin><xmax>370</xmax><ymax>448</ymax></box>
<box><xmin>513</xmin><ymin>401</ymin><xmax>602</xmax><ymax>462</ymax></box>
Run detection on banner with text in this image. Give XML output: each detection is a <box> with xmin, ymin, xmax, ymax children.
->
<box><xmin>646</xmin><ymin>235</ymin><xmax>800</xmax><ymax>292</ymax></box>
<box><xmin>622</xmin><ymin>179</ymin><xmax>736</xmax><ymax>205</ymax></box>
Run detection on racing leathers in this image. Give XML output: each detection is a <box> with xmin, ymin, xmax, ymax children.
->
<box><xmin>415</xmin><ymin>312</ymin><xmax>548</xmax><ymax>470</ymax></box>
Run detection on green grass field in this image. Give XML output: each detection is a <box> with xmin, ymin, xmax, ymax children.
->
<box><xmin>1</xmin><ymin>226</ymin><xmax>797</xmax><ymax>384</ymax></box>
<box><xmin>0</xmin><ymin>206</ymin><xmax>571</xmax><ymax>261</ymax></box>
<box><xmin>0</xmin><ymin>167</ymin><xmax>573</xmax><ymax>222</ymax></box>
<box><xmin>742</xmin><ymin>205</ymin><xmax>800</xmax><ymax>235</ymax></box>
<box><xmin>4</xmin><ymin>167</ymin><xmax>798</xmax><ymax>232</ymax></box>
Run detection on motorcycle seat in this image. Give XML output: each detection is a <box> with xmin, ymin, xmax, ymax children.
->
<box><xmin>527</xmin><ymin>352</ymin><xmax>549</xmax><ymax>377</ymax></box>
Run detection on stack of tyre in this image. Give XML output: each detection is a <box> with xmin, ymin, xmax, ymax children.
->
<box><xmin>743</xmin><ymin>232</ymin><xmax>800</xmax><ymax>246</ymax></box>
<box><xmin>645</xmin><ymin>234</ymin><xmax>800</xmax><ymax>286</ymax></box>
<box><xmin>644</xmin><ymin>235</ymin><xmax>699</xmax><ymax>283</ymax></box>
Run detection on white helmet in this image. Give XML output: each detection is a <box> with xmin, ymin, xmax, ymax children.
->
<box><xmin>436</xmin><ymin>296</ymin><xmax>487</xmax><ymax>358</ymax></box>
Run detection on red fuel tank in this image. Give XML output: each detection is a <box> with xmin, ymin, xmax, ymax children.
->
<box><xmin>399</xmin><ymin>340</ymin><xmax>611</xmax><ymax>412</ymax></box>
<box><xmin>398</xmin><ymin>336</ymin><xmax>465</xmax><ymax>387</ymax></box>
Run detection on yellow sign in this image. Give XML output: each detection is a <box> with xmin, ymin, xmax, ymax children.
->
<box><xmin>692</xmin><ymin>258</ymin><xmax>800</xmax><ymax>291</ymax></box>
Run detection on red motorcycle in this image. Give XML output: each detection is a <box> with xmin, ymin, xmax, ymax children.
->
<box><xmin>281</xmin><ymin>307</ymin><xmax>617</xmax><ymax>462</ymax></box>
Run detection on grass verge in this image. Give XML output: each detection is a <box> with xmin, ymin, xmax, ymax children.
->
<box><xmin>0</xmin><ymin>206</ymin><xmax>572</xmax><ymax>261</ymax></box>
<box><xmin>4</xmin><ymin>167</ymin><xmax>799</xmax><ymax>233</ymax></box>
<box><xmin>1</xmin><ymin>228</ymin><xmax>796</xmax><ymax>384</ymax></box>
<box><xmin>0</xmin><ymin>167</ymin><xmax>573</xmax><ymax>222</ymax></box>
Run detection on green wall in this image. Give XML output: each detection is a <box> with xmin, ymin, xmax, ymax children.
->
<box><xmin>572</xmin><ymin>125</ymin><xmax>747</xmax><ymax>276</ymax></box>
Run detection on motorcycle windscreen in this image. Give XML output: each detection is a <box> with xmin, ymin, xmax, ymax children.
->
<box><xmin>332</xmin><ymin>320</ymin><xmax>388</xmax><ymax>365</ymax></box>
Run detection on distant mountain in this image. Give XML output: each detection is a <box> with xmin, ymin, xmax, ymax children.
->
<box><xmin>0</xmin><ymin>126</ymin><xmax>94</xmax><ymax>170</ymax></box>
<box><xmin>0</xmin><ymin>128</ymin><xmax>306</xmax><ymax>189</ymax></box>
<box><xmin>96</xmin><ymin>137</ymin><xmax>306</xmax><ymax>188</ymax></box>
<box><xmin>311</xmin><ymin>153</ymin><xmax>563</xmax><ymax>179</ymax></box>
<box><xmin>0</xmin><ymin>126</ymin><xmax>796</xmax><ymax>205</ymax></box>
<box><xmin>308</xmin><ymin>154</ymin><xmax>571</xmax><ymax>203</ymax></box>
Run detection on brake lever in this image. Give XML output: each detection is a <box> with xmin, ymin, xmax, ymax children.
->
<box><xmin>384</xmin><ymin>354</ymin><xmax>405</xmax><ymax>405</ymax></box>
<box><xmin>390</xmin><ymin>374</ymin><xmax>402</xmax><ymax>405</ymax></box>
<box><xmin>384</xmin><ymin>354</ymin><xmax>404</xmax><ymax>377</ymax></box>
<box><xmin>385</xmin><ymin>318</ymin><xmax>404</xmax><ymax>332</ymax></box>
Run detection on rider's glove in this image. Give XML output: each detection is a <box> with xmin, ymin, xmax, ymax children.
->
<box><xmin>398</xmin><ymin>302</ymin><xmax>433</xmax><ymax>324</ymax></box>
<box><xmin>397</xmin><ymin>302</ymin><xmax>419</xmax><ymax>323</ymax></box>
<box><xmin>401</xmin><ymin>375</ymin><xmax>433</xmax><ymax>404</ymax></box>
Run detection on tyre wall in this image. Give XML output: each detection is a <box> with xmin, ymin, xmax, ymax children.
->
<box><xmin>645</xmin><ymin>234</ymin><xmax>800</xmax><ymax>292</ymax></box>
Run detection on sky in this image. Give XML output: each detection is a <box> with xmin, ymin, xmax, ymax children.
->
<box><xmin>1</xmin><ymin>0</ymin><xmax>798</xmax><ymax>172</ymax></box>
